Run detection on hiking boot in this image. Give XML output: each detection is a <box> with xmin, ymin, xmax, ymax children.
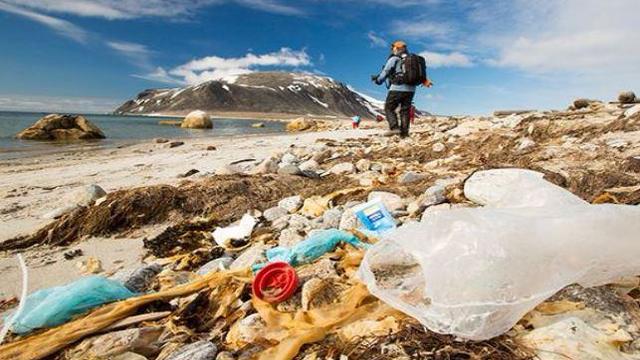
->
<box><xmin>383</xmin><ymin>129</ymin><xmax>401</xmax><ymax>137</ymax></box>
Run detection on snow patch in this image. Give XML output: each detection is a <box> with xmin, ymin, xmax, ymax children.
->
<box><xmin>222</xmin><ymin>84</ymin><xmax>230</xmax><ymax>92</ymax></box>
<box><xmin>309</xmin><ymin>95</ymin><xmax>329</xmax><ymax>108</ymax></box>
<box><xmin>171</xmin><ymin>88</ymin><xmax>186</xmax><ymax>99</ymax></box>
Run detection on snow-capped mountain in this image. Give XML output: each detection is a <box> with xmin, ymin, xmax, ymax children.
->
<box><xmin>115</xmin><ymin>72</ymin><xmax>383</xmax><ymax>118</ymax></box>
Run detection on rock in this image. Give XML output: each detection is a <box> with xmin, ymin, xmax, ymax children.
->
<box><xmin>216</xmin><ymin>352</ymin><xmax>235</xmax><ymax>360</ymax></box>
<box><xmin>516</xmin><ymin>137</ymin><xmax>536</xmax><ymax>153</ymax></box>
<box><xmin>251</xmin><ymin>122</ymin><xmax>265</xmax><ymax>128</ymax></box>
<box><xmin>112</xmin><ymin>352</ymin><xmax>148</xmax><ymax>360</ymax></box>
<box><xmin>339</xmin><ymin>205</ymin><xmax>360</xmax><ymax>230</ymax></box>
<box><xmin>298</xmin><ymin>159</ymin><xmax>319</xmax><ymax>172</ymax></box>
<box><xmin>398</xmin><ymin>171</ymin><xmax>427</xmax><ymax>184</ymax></box>
<box><xmin>422</xmin><ymin>184</ymin><xmax>446</xmax><ymax>206</ymax></box>
<box><xmin>277</xmin><ymin>164</ymin><xmax>302</xmax><ymax>175</ymax></box>
<box><xmin>178</xmin><ymin>169</ymin><xmax>200</xmax><ymax>178</ymax></box>
<box><xmin>322</xmin><ymin>208</ymin><xmax>342</xmax><ymax>228</ymax></box>
<box><xmin>420</xmin><ymin>203</ymin><xmax>452</xmax><ymax>222</ymax></box>
<box><xmin>166</xmin><ymin>141</ymin><xmax>184</xmax><ymax>148</ymax></box>
<box><xmin>355</xmin><ymin>159</ymin><xmax>371</xmax><ymax>172</ymax></box>
<box><xmin>572</xmin><ymin>98</ymin><xmax>599</xmax><ymax>110</ymax></box>
<box><xmin>381</xmin><ymin>164</ymin><xmax>396</xmax><ymax>175</ymax></box>
<box><xmin>228</xmin><ymin>313</ymin><xmax>267</xmax><ymax>346</ymax></box>
<box><xmin>625</xmin><ymin>104</ymin><xmax>640</xmax><ymax>118</ymax></box>
<box><xmin>250</xmin><ymin>157</ymin><xmax>278</xmax><ymax>174</ymax></box>
<box><xmin>357</xmin><ymin>171</ymin><xmax>378</xmax><ymax>187</ymax></box>
<box><xmin>618</xmin><ymin>91</ymin><xmax>636</xmax><ymax>104</ymax></box>
<box><xmin>271</xmin><ymin>216</ymin><xmax>289</xmax><ymax>231</ymax></box>
<box><xmin>370</xmin><ymin>162</ymin><xmax>383</xmax><ymax>172</ymax></box>
<box><xmin>123</xmin><ymin>264</ymin><xmax>163</xmax><ymax>293</ymax></box>
<box><xmin>263</xmin><ymin>206</ymin><xmax>288</xmax><ymax>222</ymax></box>
<box><xmin>287</xmin><ymin>214</ymin><xmax>311</xmax><ymax>231</ymax></box>
<box><xmin>77</xmin><ymin>257</ymin><xmax>104</xmax><ymax>274</ymax></box>
<box><xmin>68</xmin><ymin>327</ymin><xmax>163</xmax><ymax>359</ymax></box>
<box><xmin>280</xmin><ymin>153</ymin><xmax>298</xmax><ymax>165</ymax></box>
<box><xmin>301</xmin><ymin>278</ymin><xmax>326</xmax><ymax>311</ymax></box>
<box><xmin>166</xmin><ymin>340</ymin><xmax>217</xmax><ymax>360</ymax></box>
<box><xmin>196</xmin><ymin>257</ymin><xmax>233</xmax><ymax>276</ymax></box>
<box><xmin>311</xmin><ymin>149</ymin><xmax>332</xmax><ymax>163</ymax></box>
<box><xmin>297</xmin><ymin>258</ymin><xmax>338</xmax><ymax>281</ymax></box>
<box><xmin>432</xmin><ymin>142</ymin><xmax>446</xmax><ymax>152</ymax></box>
<box><xmin>286</xmin><ymin>117</ymin><xmax>316</xmax><ymax>132</ymax></box>
<box><xmin>278</xmin><ymin>228</ymin><xmax>304</xmax><ymax>248</ymax></box>
<box><xmin>278</xmin><ymin>195</ymin><xmax>303</xmax><ymax>213</ymax></box>
<box><xmin>206</xmin><ymin>145</ymin><xmax>217</xmax><ymax>151</ymax></box>
<box><xmin>215</xmin><ymin>164</ymin><xmax>242</xmax><ymax>175</ymax></box>
<box><xmin>368</xmin><ymin>191</ymin><xmax>404</xmax><ymax>212</ymax></box>
<box><xmin>63</xmin><ymin>249</ymin><xmax>83</xmax><ymax>260</ymax></box>
<box><xmin>230</xmin><ymin>243</ymin><xmax>268</xmax><ymax>270</ymax></box>
<box><xmin>181</xmin><ymin>110</ymin><xmax>212</xmax><ymax>129</ymax></box>
<box><xmin>75</xmin><ymin>184</ymin><xmax>107</xmax><ymax>206</ymax></box>
<box><xmin>155</xmin><ymin>138</ymin><xmax>169</xmax><ymax>143</ymax></box>
<box><xmin>606</xmin><ymin>138</ymin><xmax>628</xmax><ymax>149</ymax></box>
<box><xmin>16</xmin><ymin>114</ymin><xmax>106</xmax><ymax>141</ymax></box>
<box><xmin>328</xmin><ymin>162</ymin><xmax>355</xmax><ymax>175</ymax></box>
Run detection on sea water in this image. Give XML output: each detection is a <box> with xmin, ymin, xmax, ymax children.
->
<box><xmin>0</xmin><ymin>111</ymin><xmax>285</xmax><ymax>160</ymax></box>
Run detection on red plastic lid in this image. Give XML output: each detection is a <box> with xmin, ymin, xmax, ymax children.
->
<box><xmin>252</xmin><ymin>262</ymin><xmax>298</xmax><ymax>304</ymax></box>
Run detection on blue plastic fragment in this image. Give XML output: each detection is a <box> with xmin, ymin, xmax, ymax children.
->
<box><xmin>9</xmin><ymin>275</ymin><xmax>135</xmax><ymax>334</ymax></box>
<box><xmin>253</xmin><ymin>229</ymin><xmax>368</xmax><ymax>271</ymax></box>
<box><xmin>353</xmin><ymin>199</ymin><xmax>396</xmax><ymax>235</ymax></box>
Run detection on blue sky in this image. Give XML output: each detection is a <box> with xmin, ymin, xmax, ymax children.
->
<box><xmin>0</xmin><ymin>0</ymin><xmax>638</xmax><ymax>115</ymax></box>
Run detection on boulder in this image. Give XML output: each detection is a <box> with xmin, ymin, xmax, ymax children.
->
<box><xmin>618</xmin><ymin>91</ymin><xmax>636</xmax><ymax>104</ymax></box>
<box><xmin>181</xmin><ymin>110</ymin><xmax>212</xmax><ymax>129</ymax></box>
<box><xmin>286</xmin><ymin>117</ymin><xmax>316</xmax><ymax>132</ymax></box>
<box><xmin>16</xmin><ymin>114</ymin><xmax>105</xmax><ymax>141</ymax></box>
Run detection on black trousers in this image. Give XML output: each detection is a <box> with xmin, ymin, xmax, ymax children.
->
<box><xmin>385</xmin><ymin>90</ymin><xmax>415</xmax><ymax>136</ymax></box>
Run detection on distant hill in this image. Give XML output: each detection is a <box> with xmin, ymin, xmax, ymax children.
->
<box><xmin>114</xmin><ymin>72</ymin><xmax>383</xmax><ymax>119</ymax></box>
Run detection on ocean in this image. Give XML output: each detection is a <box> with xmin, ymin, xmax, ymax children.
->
<box><xmin>0</xmin><ymin>111</ymin><xmax>286</xmax><ymax>160</ymax></box>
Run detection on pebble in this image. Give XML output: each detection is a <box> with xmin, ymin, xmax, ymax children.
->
<box><xmin>339</xmin><ymin>206</ymin><xmax>360</xmax><ymax>230</ymax></box>
<box><xmin>278</xmin><ymin>195</ymin><xmax>303</xmax><ymax>213</ymax></box>
<box><xmin>355</xmin><ymin>159</ymin><xmax>372</xmax><ymax>172</ymax></box>
<box><xmin>322</xmin><ymin>208</ymin><xmax>343</xmax><ymax>228</ymax></box>
<box><xmin>328</xmin><ymin>162</ymin><xmax>356</xmax><ymax>175</ymax></box>
<box><xmin>368</xmin><ymin>191</ymin><xmax>404</xmax><ymax>212</ymax></box>
<box><xmin>277</xmin><ymin>164</ymin><xmax>302</xmax><ymax>175</ymax></box>
<box><xmin>166</xmin><ymin>340</ymin><xmax>217</xmax><ymax>360</ymax></box>
<box><xmin>263</xmin><ymin>206</ymin><xmax>288</xmax><ymax>222</ymax></box>
<box><xmin>298</xmin><ymin>159</ymin><xmax>319</xmax><ymax>172</ymax></box>
<box><xmin>123</xmin><ymin>263</ymin><xmax>163</xmax><ymax>292</ymax></box>
<box><xmin>250</xmin><ymin>157</ymin><xmax>278</xmax><ymax>175</ymax></box>
<box><xmin>398</xmin><ymin>171</ymin><xmax>427</xmax><ymax>184</ymax></box>
<box><xmin>280</xmin><ymin>153</ymin><xmax>298</xmax><ymax>165</ymax></box>
<box><xmin>287</xmin><ymin>214</ymin><xmax>311</xmax><ymax>231</ymax></box>
<box><xmin>432</xmin><ymin>143</ymin><xmax>446</xmax><ymax>152</ymax></box>
<box><xmin>166</xmin><ymin>141</ymin><xmax>184</xmax><ymax>148</ymax></box>
<box><xmin>278</xmin><ymin>229</ymin><xmax>304</xmax><ymax>247</ymax></box>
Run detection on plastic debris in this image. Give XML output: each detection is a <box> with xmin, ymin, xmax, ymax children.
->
<box><xmin>359</xmin><ymin>169</ymin><xmax>640</xmax><ymax>340</ymax></box>
<box><xmin>255</xmin><ymin>229</ymin><xmax>367</xmax><ymax>270</ymax></box>
<box><xmin>212</xmin><ymin>213</ymin><xmax>257</xmax><ymax>248</ymax></box>
<box><xmin>252</xmin><ymin>262</ymin><xmax>299</xmax><ymax>304</ymax></box>
<box><xmin>10</xmin><ymin>276</ymin><xmax>135</xmax><ymax>335</ymax></box>
<box><xmin>353</xmin><ymin>199</ymin><xmax>396</xmax><ymax>235</ymax></box>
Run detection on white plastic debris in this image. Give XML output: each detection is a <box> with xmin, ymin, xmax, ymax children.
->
<box><xmin>358</xmin><ymin>168</ymin><xmax>640</xmax><ymax>340</ymax></box>
<box><xmin>212</xmin><ymin>214</ymin><xmax>257</xmax><ymax>248</ymax></box>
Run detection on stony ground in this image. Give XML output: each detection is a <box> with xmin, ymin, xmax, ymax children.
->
<box><xmin>1</xmin><ymin>99</ymin><xmax>640</xmax><ymax>360</ymax></box>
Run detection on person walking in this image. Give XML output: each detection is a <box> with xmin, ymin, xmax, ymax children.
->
<box><xmin>372</xmin><ymin>40</ymin><xmax>431</xmax><ymax>138</ymax></box>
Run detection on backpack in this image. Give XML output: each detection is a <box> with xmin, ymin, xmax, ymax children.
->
<box><xmin>392</xmin><ymin>53</ymin><xmax>427</xmax><ymax>86</ymax></box>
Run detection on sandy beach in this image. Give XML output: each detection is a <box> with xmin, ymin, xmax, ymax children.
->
<box><xmin>0</xmin><ymin>128</ymin><xmax>380</xmax><ymax>297</ymax></box>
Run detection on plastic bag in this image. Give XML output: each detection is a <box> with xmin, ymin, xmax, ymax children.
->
<box><xmin>358</xmin><ymin>169</ymin><xmax>640</xmax><ymax>340</ymax></box>
<box><xmin>255</xmin><ymin>229</ymin><xmax>367</xmax><ymax>270</ymax></box>
<box><xmin>10</xmin><ymin>276</ymin><xmax>135</xmax><ymax>334</ymax></box>
<box><xmin>212</xmin><ymin>213</ymin><xmax>257</xmax><ymax>248</ymax></box>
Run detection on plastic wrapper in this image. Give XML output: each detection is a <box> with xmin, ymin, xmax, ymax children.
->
<box><xmin>358</xmin><ymin>169</ymin><xmax>640</xmax><ymax>340</ymax></box>
<box><xmin>353</xmin><ymin>199</ymin><xmax>396</xmax><ymax>236</ymax></box>
<box><xmin>10</xmin><ymin>276</ymin><xmax>135</xmax><ymax>334</ymax></box>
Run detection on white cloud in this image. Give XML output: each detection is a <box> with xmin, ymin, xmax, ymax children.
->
<box><xmin>0</xmin><ymin>1</ymin><xmax>88</xmax><ymax>42</ymax></box>
<box><xmin>107</xmin><ymin>41</ymin><xmax>153</xmax><ymax>68</ymax></box>
<box><xmin>420</xmin><ymin>51</ymin><xmax>473</xmax><ymax>68</ymax></box>
<box><xmin>391</xmin><ymin>19</ymin><xmax>452</xmax><ymax>40</ymax></box>
<box><xmin>140</xmin><ymin>48</ymin><xmax>312</xmax><ymax>85</ymax></box>
<box><xmin>367</xmin><ymin>31</ymin><xmax>387</xmax><ymax>48</ymax></box>
<box><xmin>0</xmin><ymin>0</ymin><xmax>303</xmax><ymax>19</ymax></box>
<box><xmin>479</xmin><ymin>0</ymin><xmax>640</xmax><ymax>75</ymax></box>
